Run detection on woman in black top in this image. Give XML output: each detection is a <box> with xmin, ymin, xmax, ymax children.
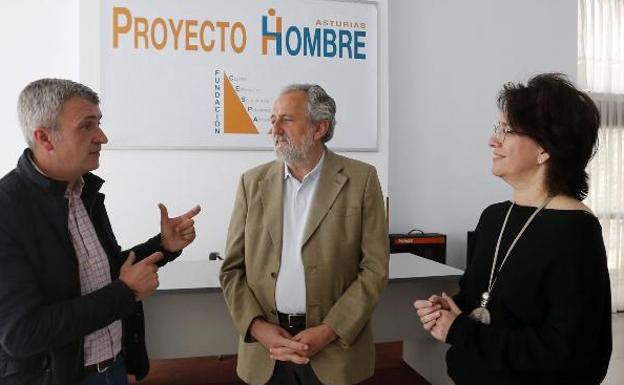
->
<box><xmin>414</xmin><ymin>73</ymin><xmax>612</xmax><ymax>385</ymax></box>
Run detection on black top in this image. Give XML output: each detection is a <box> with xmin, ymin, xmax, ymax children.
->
<box><xmin>447</xmin><ymin>201</ymin><xmax>612</xmax><ymax>385</ymax></box>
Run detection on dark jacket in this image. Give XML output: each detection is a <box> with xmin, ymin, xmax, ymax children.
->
<box><xmin>0</xmin><ymin>149</ymin><xmax>178</xmax><ymax>385</ymax></box>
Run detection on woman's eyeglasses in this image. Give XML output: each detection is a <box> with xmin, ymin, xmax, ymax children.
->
<box><xmin>493</xmin><ymin>122</ymin><xmax>519</xmax><ymax>142</ymax></box>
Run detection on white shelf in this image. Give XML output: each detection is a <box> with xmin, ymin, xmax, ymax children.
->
<box><xmin>157</xmin><ymin>252</ymin><xmax>463</xmax><ymax>291</ymax></box>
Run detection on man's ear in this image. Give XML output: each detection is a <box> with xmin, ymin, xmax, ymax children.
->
<box><xmin>32</xmin><ymin>127</ymin><xmax>55</xmax><ymax>151</ymax></box>
<box><xmin>313</xmin><ymin>120</ymin><xmax>329</xmax><ymax>142</ymax></box>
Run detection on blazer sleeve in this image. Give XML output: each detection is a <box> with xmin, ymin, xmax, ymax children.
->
<box><xmin>322</xmin><ymin>167</ymin><xmax>390</xmax><ymax>346</ymax></box>
<box><xmin>219</xmin><ymin>174</ymin><xmax>265</xmax><ymax>340</ymax></box>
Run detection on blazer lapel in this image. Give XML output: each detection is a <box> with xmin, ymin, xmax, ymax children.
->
<box><xmin>260</xmin><ymin>161</ymin><xmax>285</xmax><ymax>251</ymax></box>
<box><xmin>302</xmin><ymin>150</ymin><xmax>347</xmax><ymax>247</ymax></box>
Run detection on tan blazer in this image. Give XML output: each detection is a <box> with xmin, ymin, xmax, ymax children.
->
<box><xmin>220</xmin><ymin>149</ymin><xmax>389</xmax><ymax>385</ymax></box>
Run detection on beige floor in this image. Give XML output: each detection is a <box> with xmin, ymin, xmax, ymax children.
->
<box><xmin>604</xmin><ymin>313</ymin><xmax>624</xmax><ymax>384</ymax></box>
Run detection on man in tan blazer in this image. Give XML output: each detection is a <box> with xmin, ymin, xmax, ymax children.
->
<box><xmin>220</xmin><ymin>84</ymin><xmax>389</xmax><ymax>385</ymax></box>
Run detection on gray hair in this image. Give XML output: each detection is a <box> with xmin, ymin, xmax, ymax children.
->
<box><xmin>17</xmin><ymin>78</ymin><xmax>99</xmax><ymax>147</ymax></box>
<box><xmin>281</xmin><ymin>84</ymin><xmax>336</xmax><ymax>143</ymax></box>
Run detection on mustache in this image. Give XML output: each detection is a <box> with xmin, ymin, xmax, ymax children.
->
<box><xmin>273</xmin><ymin>134</ymin><xmax>291</xmax><ymax>144</ymax></box>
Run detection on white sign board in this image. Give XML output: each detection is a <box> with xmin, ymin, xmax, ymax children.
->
<box><xmin>99</xmin><ymin>0</ymin><xmax>378</xmax><ymax>150</ymax></box>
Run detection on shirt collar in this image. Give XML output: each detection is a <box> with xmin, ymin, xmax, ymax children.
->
<box><xmin>284</xmin><ymin>149</ymin><xmax>326</xmax><ymax>182</ymax></box>
<box><xmin>65</xmin><ymin>177</ymin><xmax>85</xmax><ymax>198</ymax></box>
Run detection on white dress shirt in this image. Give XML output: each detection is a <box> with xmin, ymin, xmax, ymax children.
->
<box><xmin>275</xmin><ymin>152</ymin><xmax>325</xmax><ymax>314</ymax></box>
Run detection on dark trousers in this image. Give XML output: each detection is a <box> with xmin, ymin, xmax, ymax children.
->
<box><xmin>79</xmin><ymin>355</ymin><xmax>128</xmax><ymax>385</ymax></box>
<box><xmin>265</xmin><ymin>319</ymin><xmax>324</xmax><ymax>385</ymax></box>
<box><xmin>266</xmin><ymin>360</ymin><xmax>325</xmax><ymax>385</ymax></box>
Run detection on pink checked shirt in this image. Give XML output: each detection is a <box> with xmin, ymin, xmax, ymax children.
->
<box><xmin>66</xmin><ymin>179</ymin><xmax>122</xmax><ymax>366</ymax></box>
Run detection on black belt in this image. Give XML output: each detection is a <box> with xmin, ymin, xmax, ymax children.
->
<box><xmin>84</xmin><ymin>353</ymin><xmax>119</xmax><ymax>374</ymax></box>
<box><xmin>277</xmin><ymin>312</ymin><xmax>306</xmax><ymax>331</ymax></box>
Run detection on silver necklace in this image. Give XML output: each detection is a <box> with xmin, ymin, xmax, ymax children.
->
<box><xmin>468</xmin><ymin>196</ymin><xmax>553</xmax><ymax>325</ymax></box>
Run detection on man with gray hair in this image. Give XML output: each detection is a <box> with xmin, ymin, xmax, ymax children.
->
<box><xmin>220</xmin><ymin>84</ymin><xmax>389</xmax><ymax>385</ymax></box>
<box><xmin>0</xmin><ymin>78</ymin><xmax>200</xmax><ymax>385</ymax></box>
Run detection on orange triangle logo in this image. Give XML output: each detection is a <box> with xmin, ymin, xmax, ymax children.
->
<box><xmin>224</xmin><ymin>73</ymin><xmax>259</xmax><ymax>134</ymax></box>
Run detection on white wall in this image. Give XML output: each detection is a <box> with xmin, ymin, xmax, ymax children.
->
<box><xmin>0</xmin><ymin>1</ymin><xmax>390</xmax><ymax>283</ymax></box>
<box><xmin>0</xmin><ymin>0</ymin><xmax>79</xmax><ymax>173</ymax></box>
<box><xmin>388</xmin><ymin>0</ymin><xmax>577</xmax><ymax>268</ymax></box>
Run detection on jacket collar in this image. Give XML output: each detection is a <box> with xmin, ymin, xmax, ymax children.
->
<box><xmin>260</xmin><ymin>148</ymin><xmax>347</xmax><ymax>249</ymax></box>
<box><xmin>301</xmin><ymin>149</ymin><xmax>347</xmax><ymax>246</ymax></box>
<box><xmin>16</xmin><ymin>148</ymin><xmax>105</xmax><ymax>204</ymax></box>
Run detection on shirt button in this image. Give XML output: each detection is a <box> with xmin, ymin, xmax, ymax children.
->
<box><xmin>270</xmin><ymin>272</ymin><xmax>277</xmax><ymax>279</ymax></box>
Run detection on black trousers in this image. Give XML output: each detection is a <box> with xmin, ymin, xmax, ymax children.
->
<box><xmin>265</xmin><ymin>360</ymin><xmax>325</xmax><ymax>385</ymax></box>
<box><xmin>265</xmin><ymin>320</ymin><xmax>324</xmax><ymax>385</ymax></box>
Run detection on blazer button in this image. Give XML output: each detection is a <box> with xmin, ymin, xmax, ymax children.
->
<box><xmin>270</xmin><ymin>272</ymin><xmax>277</xmax><ymax>279</ymax></box>
<box><xmin>271</xmin><ymin>309</ymin><xmax>277</xmax><ymax>315</ymax></box>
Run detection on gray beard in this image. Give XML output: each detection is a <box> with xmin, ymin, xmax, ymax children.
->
<box><xmin>274</xmin><ymin>132</ymin><xmax>315</xmax><ymax>164</ymax></box>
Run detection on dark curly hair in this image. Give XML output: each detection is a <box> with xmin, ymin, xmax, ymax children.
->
<box><xmin>497</xmin><ymin>73</ymin><xmax>600</xmax><ymax>200</ymax></box>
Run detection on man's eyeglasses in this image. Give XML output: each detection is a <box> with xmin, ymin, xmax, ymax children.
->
<box><xmin>493</xmin><ymin>122</ymin><xmax>519</xmax><ymax>142</ymax></box>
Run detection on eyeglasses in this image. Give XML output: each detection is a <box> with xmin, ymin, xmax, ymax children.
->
<box><xmin>492</xmin><ymin>122</ymin><xmax>519</xmax><ymax>142</ymax></box>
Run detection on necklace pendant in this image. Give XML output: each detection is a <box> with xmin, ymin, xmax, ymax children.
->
<box><xmin>479</xmin><ymin>291</ymin><xmax>490</xmax><ymax>307</ymax></box>
<box><xmin>469</xmin><ymin>292</ymin><xmax>491</xmax><ymax>325</ymax></box>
